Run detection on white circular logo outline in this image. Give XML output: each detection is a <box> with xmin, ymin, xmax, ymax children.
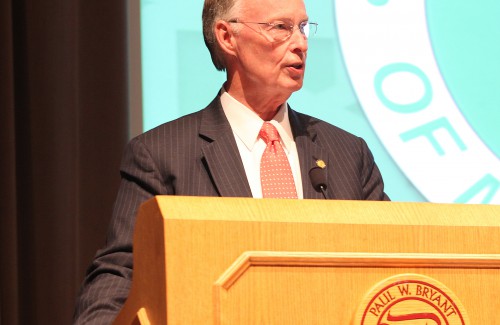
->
<box><xmin>335</xmin><ymin>0</ymin><xmax>500</xmax><ymax>204</ymax></box>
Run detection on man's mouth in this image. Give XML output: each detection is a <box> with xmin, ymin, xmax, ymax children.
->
<box><xmin>288</xmin><ymin>63</ymin><xmax>304</xmax><ymax>70</ymax></box>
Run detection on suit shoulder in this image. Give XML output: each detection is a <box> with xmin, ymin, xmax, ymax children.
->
<box><xmin>293</xmin><ymin>110</ymin><xmax>362</xmax><ymax>142</ymax></box>
<box><xmin>130</xmin><ymin>109</ymin><xmax>206</xmax><ymax>147</ymax></box>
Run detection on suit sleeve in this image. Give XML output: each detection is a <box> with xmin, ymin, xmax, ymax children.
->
<box><xmin>73</xmin><ymin>137</ymin><xmax>171</xmax><ymax>325</ymax></box>
<box><xmin>358</xmin><ymin>137</ymin><xmax>390</xmax><ymax>201</ymax></box>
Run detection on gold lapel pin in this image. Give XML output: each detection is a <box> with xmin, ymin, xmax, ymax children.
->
<box><xmin>316</xmin><ymin>159</ymin><xmax>326</xmax><ymax>169</ymax></box>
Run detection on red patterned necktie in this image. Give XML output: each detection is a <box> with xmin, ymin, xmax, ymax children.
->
<box><xmin>259</xmin><ymin>122</ymin><xmax>298</xmax><ymax>199</ymax></box>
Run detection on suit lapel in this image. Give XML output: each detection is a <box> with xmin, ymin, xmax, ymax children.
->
<box><xmin>289</xmin><ymin>108</ymin><xmax>331</xmax><ymax>200</ymax></box>
<box><xmin>198</xmin><ymin>97</ymin><xmax>329</xmax><ymax>199</ymax></box>
<box><xmin>199</xmin><ymin>97</ymin><xmax>253</xmax><ymax>198</ymax></box>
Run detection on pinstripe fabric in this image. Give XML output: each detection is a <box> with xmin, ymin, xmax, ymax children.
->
<box><xmin>73</xmin><ymin>94</ymin><xmax>389</xmax><ymax>324</ymax></box>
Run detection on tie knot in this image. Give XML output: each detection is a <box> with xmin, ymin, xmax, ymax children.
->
<box><xmin>259</xmin><ymin>122</ymin><xmax>280</xmax><ymax>144</ymax></box>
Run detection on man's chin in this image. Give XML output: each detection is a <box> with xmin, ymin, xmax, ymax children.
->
<box><xmin>288</xmin><ymin>79</ymin><xmax>304</xmax><ymax>93</ymax></box>
<box><xmin>269</xmin><ymin>78</ymin><xmax>304</xmax><ymax>99</ymax></box>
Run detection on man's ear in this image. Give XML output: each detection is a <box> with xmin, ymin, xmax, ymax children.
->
<box><xmin>214</xmin><ymin>20</ymin><xmax>237</xmax><ymax>57</ymax></box>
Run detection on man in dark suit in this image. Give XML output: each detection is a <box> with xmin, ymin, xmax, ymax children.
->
<box><xmin>74</xmin><ymin>0</ymin><xmax>389</xmax><ymax>323</ymax></box>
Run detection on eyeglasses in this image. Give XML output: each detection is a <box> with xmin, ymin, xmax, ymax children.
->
<box><xmin>228</xmin><ymin>19</ymin><xmax>318</xmax><ymax>43</ymax></box>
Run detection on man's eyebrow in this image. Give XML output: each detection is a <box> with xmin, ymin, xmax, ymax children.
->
<box><xmin>265</xmin><ymin>16</ymin><xmax>309</xmax><ymax>22</ymax></box>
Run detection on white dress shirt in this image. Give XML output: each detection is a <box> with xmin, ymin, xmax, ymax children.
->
<box><xmin>220</xmin><ymin>89</ymin><xmax>303</xmax><ymax>199</ymax></box>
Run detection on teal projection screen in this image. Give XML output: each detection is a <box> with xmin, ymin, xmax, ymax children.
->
<box><xmin>139</xmin><ymin>0</ymin><xmax>500</xmax><ymax>204</ymax></box>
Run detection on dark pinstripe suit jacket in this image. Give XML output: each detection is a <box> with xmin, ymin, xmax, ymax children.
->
<box><xmin>73</xmin><ymin>95</ymin><xmax>389</xmax><ymax>324</ymax></box>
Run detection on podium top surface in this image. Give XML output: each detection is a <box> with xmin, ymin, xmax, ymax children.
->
<box><xmin>145</xmin><ymin>196</ymin><xmax>500</xmax><ymax>227</ymax></box>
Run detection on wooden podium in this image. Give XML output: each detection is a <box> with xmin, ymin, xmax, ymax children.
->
<box><xmin>113</xmin><ymin>196</ymin><xmax>500</xmax><ymax>324</ymax></box>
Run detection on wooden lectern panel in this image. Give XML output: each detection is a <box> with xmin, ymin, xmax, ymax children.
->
<box><xmin>113</xmin><ymin>196</ymin><xmax>500</xmax><ymax>325</ymax></box>
<box><xmin>214</xmin><ymin>252</ymin><xmax>500</xmax><ymax>324</ymax></box>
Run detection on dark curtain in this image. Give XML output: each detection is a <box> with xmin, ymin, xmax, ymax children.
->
<box><xmin>1</xmin><ymin>1</ymin><xmax>129</xmax><ymax>324</ymax></box>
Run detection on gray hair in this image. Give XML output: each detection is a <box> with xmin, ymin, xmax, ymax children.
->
<box><xmin>202</xmin><ymin>0</ymin><xmax>241</xmax><ymax>71</ymax></box>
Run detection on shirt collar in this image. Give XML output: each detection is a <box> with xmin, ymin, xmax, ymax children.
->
<box><xmin>220</xmin><ymin>88</ymin><xmax>294</xmax><ymax>152</ymax></box>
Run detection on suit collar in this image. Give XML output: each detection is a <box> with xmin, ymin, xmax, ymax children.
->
<box><xmin>199</xmin><ymin>97</ymin><xmax>253</xmax><ymax>197</ymax></box>
<box><xmin>198</xmin><ymin>96</ymin><xmax>329</xmax><ymax>199</ymax></box>
<box><xmin>288</xmin><ymin>107</ymin><xmax>331</xmax><ymax>200</ymax></box>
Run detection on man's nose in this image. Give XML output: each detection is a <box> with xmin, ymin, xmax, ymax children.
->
<box><xmin>290</xmin><ymin>26</ymin><xmax>308</xmax><ymax>53</ymax></box>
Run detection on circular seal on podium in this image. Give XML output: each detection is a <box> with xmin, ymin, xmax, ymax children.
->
<box><xmin>354</xmin><ymin>274</ymin><xmax>469</xmax><ymax>325</ymax></box>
